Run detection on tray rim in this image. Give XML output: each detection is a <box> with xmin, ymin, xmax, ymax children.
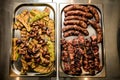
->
<box><xmin>9</xmin><ymin>2</ymin><xmax>57</xmax><ymax>77</ymax></box>
<box><xmin>58</xmin><ymin>3</ymin><xmax>106</xmax><ymax>78</ymax></box>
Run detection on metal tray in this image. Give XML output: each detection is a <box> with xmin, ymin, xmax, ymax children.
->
<box><xmin>59</xmin><ymin>3</ymin><xmax>105</xmax><ymax>77</ymax></box>
<box><xmin>10</xmin><ymin>3</ymin><xmax>57</xmax><ymax>77</ymax></box>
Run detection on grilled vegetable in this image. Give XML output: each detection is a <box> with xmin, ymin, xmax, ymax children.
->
<box><xmin>47</xmin><ymin>41</ymin><xmax>55</xmax><ymax>62</ymax></box>
<box><xmin>30</xmin><ymin>12</ymin><xmax>49</xmax><ymax>23</ymax></box>
<box><xmin>12</xmin><ymin>7</ymin><xmax>55</xmax><ymax>74</ymax></box>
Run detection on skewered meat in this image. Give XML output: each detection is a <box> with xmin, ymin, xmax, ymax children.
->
<box><xmin>64</xmin><ymin>20</ymin><xmax>87</xmax><ymax>28</ymax></box>
<box><xmin>65</xmin><ymin>10</ymin><xmax>93</xmax><ymax>18</ymax></box>
<box><xmin>88</xmin><ymin>6</ymin><xmax>100</xmax><ymax>23</ymax></box>
<box><xmin>64</xmin><ymin>4</ymin><xmax>89</xmax><ymax>13</ymax></box>
<box><xmin>89</xmin><ymin>20</ymin><xmax>102</xmax><ymax>43</ymax></box>
<box><xmin>62</xmin><ymin>25</ymin><xmax>89</xmax><ymax>36</ymax></box>
<box><xmin>64</xmin><ymin>16</ymin><xmax>88</xmax><ymax>22</ymax></box>
<box><xmin>63</xmin><ymin>30</ymin><xmax>80</xmax><ymax>37</ymax></box>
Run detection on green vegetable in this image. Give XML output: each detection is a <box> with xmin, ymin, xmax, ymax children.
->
<box><xmin>13</xmin><ymin>52</ymin><xmax>19</xmax><ymax>61</ymax></box>
<box><xmin>47</xmin><ymin>41</ymin><xmax>54</xmax><ymax>62</ymax></box>
<box><xmin>30</xmin><ymin>12</ymin><xmax>49</xmax><ymax>23</ymax></box>
<box><xmin>12</xmin><ymin>46</ymin><xmax>19</xmax><ymax>61</ymax></box>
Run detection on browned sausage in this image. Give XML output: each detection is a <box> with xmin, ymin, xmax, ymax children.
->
<box><xmin>63</xmin><ymin>30</ymin><xmax>80</xmax><ymax>37</ymax></box>
<box><xmin>89</xmin><ymin>20</ymin><xmax>102</xmax><ymax>43</ymax></box>
<box><xmin>88</xmin><ymin>6</ymin><xmax>100</xmax><ymax>23</ymax></box>
<box><xmin>64</xmin><ymin>16</ymin><xmax>88</xmax><ymax>22</ymax></box>
<box><xmin>64</xmin><ymin>20</ymin><xmax>87</xmax><ymax>29</ymax></box>
<box><xmin>62</xmin><ymin>25</ymin><xmax>89</xmax><ymax>36</ymax></box>
<box><xmin>64</xmin><ymin>4</ymin><xmax>89</xmax><ymax>13</ymax></box>
<box><xmin>65</xmin><ymin>10</ymin><xmax>93</xmax><ymax>18</ymax></box>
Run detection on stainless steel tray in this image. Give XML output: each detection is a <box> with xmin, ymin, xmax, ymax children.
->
<box><xmin>10</xmin><ymin>3</ymin><xmax>57</xmax><ymax>77</ymax></box>
<box><xmin>59</xmin><ymin>3</ymin><xmax>105</xmax><ymax>77</ymax></box>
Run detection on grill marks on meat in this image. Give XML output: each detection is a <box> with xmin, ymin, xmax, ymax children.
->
<box><xmin>62</xmin><ymin>25</ymin><xmax>89</xmax><ymax>36</ymax></box>
<box><xmin>65</xmin><ymin>10</ymin><xmax>93</xmax><ymax>18</ymax></box>
<box><xmin>91</xmin><ymin>36</ymin><xmax>103</xmax><ymax>72</ymax></box>
<box><xmin>64</xmin><ymin>20</ymin><xmax>87</xmax><ymax>29</ymax></box>
<box><xmin>64</xmin><ymin>4</ymin><xmax>89</xmax><ymax>13</ymax></box>
<box><xmin>61</xmin><ymin>35</ymin><xmax>103</xmax><ymax>75</ymax></box>
<box><xmin>63</xmin><ymin>30</ymin><xmax>80</xmax><ymax>37</ymax></box>
<box><xmin>88</xmin><ymin>6</ymin><xmax>100</xmax><ymax>23</ymax></box>
<box><xmin>61</xmin><ymin>35</ymin><xmax>85</xmax><ymax>75</ymax></box>
<box><xmin>64</xmin><ymin>16</ymin><xmax>88</xmax><ymax>22</ymax></box>
<box><xmin>89</xmin><ymin>20</ymin><xmax>102</xmax><ymax>43</ymax></box>
<box><xmin>61</xmin><ymin>4</ymin><xmax>103</xmax><ymax>76</ymax></box>
<box><xmin>83</xmin><ymin>39</ymin><xmax>96</xmax><ymax>75</ymax></box>
<box><xmin>81</xmin><ymin>37</ymin><xmax>102</xmax><ymax>75</ymax></box>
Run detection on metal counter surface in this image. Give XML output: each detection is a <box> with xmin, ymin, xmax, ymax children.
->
<box><xmin>0</xmin><ymin>0</ymin><xmax>120</xmax><ymax>80</ymax></box>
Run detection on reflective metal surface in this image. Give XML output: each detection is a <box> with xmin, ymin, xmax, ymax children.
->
<box><xmin>0</xmin><ymin>0</ymin><xmax>120</xmax><ymax>80</ymax></box>
<box><xmin>10</xmin><ymin>3</ymin><xmax>56</xmax><ymax>77</ymax></box>
<box><xmin>59</xmin><ymin>3</ymin><xmax>105</xmax><ymax>77</ymax></box>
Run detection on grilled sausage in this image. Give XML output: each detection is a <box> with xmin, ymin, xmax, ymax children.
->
<box><xmin>64</xmin><ymin>4</ymin><xmax>89</xmax><ymax>13</ymax></box>
<box><xmin>63</xmin><ymin>30</ymin><xmax>80</xmax><ymax>37</ymax></box>
<box><xmin>88</xmin><ymin>6</ymin><xmax>100</xmax><ymax>23</ymax></box>
<box><xmin>64</xmin><ymin>20</ymin><xmax>87</xmax><ymax>29</ymax></box>
<box><xmin>89</xmin><ymin>20</ymin><xmax>102</xmax><ymax>43</ymax></box>
<box><xmin>64</xmin><ymin>16</ymin><xmax>88</xmax><ymax>22</ymax></box>
<box><xmin>62</xmin><ymin>25</ymin><xmax>89</xmax><ymax>36</ymax></box>
<box><xmin>65</xmin><ymin>10</ymin><xmax>93</xmax><ymax>18</ymax></box>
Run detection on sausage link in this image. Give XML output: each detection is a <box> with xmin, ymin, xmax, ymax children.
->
<box><xmin>64</xmin><ymin>4</ymin><xmax>89</xmax><ymax>13</ymax></box>
<box><xmin>64</xmin><ymin>20</ymin><xmax>87</xmax><ymax>29</ymax></box>
<box><xmin>64</xmin><ymin>16</ymin><xmax>88</xmax><ymax>22</ymax></box>
<box><xmin>65</xmin><ymin>10</ymin><xmax>93</xmax><ymax>18</ymax></box>
<box><xmin>62</xmin><ymin>25</ymin><xmax>89</xmax><ymax>36</ymax></box>
<box><xmin>89</xmin><ymin>20</ymin><xmax>102</xmax><ymax>43</ymax></box>
<box><xmin>63</xmin><ymin>30</ymin><xmax>80</xmax><ymax>37</ymax></box>
<box><xmin>88</xmin><ymin>6</ymin><xmax>100</xmax><ymax>23</ymax></box>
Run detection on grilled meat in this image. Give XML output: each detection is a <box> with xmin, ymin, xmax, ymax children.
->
<box><xmin>65</xmin><ymin>10</ymin><xmax>93</xmax><ymax>18</ymax></box>
<box><xmin>62</xmin><ymin>25</ymin><xmax>89</xmax><ymax>36</ymax></box>
<box><xmin>64</xmin><ymin>20</ymin><xmax>87</xmax><ymax>29</ymax></box>
<box><xmin>64</xmin><ymin>4</ymin><xmax>89</xmax><ymax>13</ymax></box>
<box><xmin>88</xmin><ymin>6</ymin><xmax>100</xmax><ymax>23</ymax></box>
<box><xmin>64</xmin><ymin>16</ymin><xmax>88</xmax><ymax>22</ymax></box>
